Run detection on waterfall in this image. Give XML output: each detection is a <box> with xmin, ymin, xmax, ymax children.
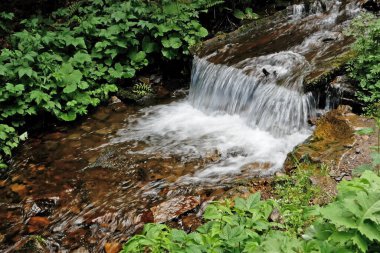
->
<box><xmin>189</xmin><ymin>52</ymin><xmax>316</xmax><ymax>137</ymax></box>
<box><xmin>292</xmin><ymin>4</ymin><xmax>306</xmax><ymax>20</ymax></box>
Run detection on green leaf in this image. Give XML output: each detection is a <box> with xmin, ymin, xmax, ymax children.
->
<box><xmin>18</xmin><ymin>67</ymin><xmax>34</xmax><ymax>78</ymax></box>
<box><xmin>162</xmin><ymin>36</ymin><xmax>182</xmax><ymax>49</ymax></box>
<box><xmin>142</xmin><ymin>36</ymin><xmax>158</xmax><ymax>53</ymax></box>
<box><xmin>355</xmin><ymin>127</ymin><xmax>374</xmax><ymax>135</ymax></box>
<box><xmin>72</xmin><ymin>52</ymin><xmax>92</xmax><ymax>64</ymax></box>
<box><xmin>128</xmin><ymin>51</ymin><xmax>146</xmax><ymax>63</ymax></box>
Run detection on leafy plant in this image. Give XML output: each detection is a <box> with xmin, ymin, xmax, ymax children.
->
<box><xmin>346</xmin><ymin>13</ymin><xmax>380</xmax><ymax>114</ymax></box>
<box><xmin>122</xmin><ymin>171</ymin><xmax>380</xmax><ymax>253</ymax></box>
<box><xmin>0</xmin><ymin>11</ymin><xmax>14</xmax><ymax>36</ymax></box>
<box><xmin>274</xmin><ymin>167</ymin><xmax>321</xmax><ymax>235</ymax></box>
<box><xmin>233</xmin><ymin>8</ymin><xmax>259</xmax><ymax>20</ymax></box>
<box><xmin>304</xmin><ymin>170</ymin><xmax>380</xmax><ymax>252</ymax></box>
<box><xmin>132</xmin><ymin>83</ymin><xmax>153</xmax><ymax>97</ymax></box>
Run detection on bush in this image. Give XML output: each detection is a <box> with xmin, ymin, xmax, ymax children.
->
<box><xmin>346</xmin><ymin>13</ymin><xmax>380</xmax><ymax>114</ymax></box>
<box><xmin>0</xmin><ymin>0</ymin><xmax>225</xmax><ymax>167</ymax></box>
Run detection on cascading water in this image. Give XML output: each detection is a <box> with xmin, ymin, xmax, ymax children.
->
<box><xmin>189</xmin><ymin>52</ymin><xmax>315</xmax><ymax>137</ymax></box>
<box><xmin>110</xmin><ymin>53</ymin><xmax>315</xmax><ymax>179</ymax></box>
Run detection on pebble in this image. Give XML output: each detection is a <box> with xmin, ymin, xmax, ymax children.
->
<box><xmin>72</xmin><ymin>247</ymin><xmax>89</xmax><ymax>253</ymax></box>
<box><xmin>104</xmin><ymin>242</ymin><xmax>122</xmax><ymax>253</ymax></box>
<box><xmin>27</xmin><ymin>217</ymin><xmax>50</xmax><ymax>233</ymax></box>
<box><xmin>10</xmin><ymin>184</ymin><xmax>27</xmax><ymax>196</ymax></box>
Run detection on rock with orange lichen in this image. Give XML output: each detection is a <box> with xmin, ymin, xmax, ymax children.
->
<box><xmin>285</xmin><ymin>105</ymin><xmax>374</xmax><ymax>176</ymax></box>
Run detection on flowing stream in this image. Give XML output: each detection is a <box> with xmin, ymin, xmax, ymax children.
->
<box><xmin>0</xmin><ymin>1</ymin><xmax>362</xmax><ymax>252</ymax></box>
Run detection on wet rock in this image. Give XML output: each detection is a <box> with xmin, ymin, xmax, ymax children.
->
<box><xmin>24</xmin><ymin>197</ymin><xmax>59</xmax><ymax>218</ymax></box>
<box><xmin>171</xmin><ymin>88</ymin><xmax>189</xmax><ymax>98</ymax></box>
<box><xmin>150</xmin><ymin>74</ymin><xmax>162</xmax><ymax>84</ymax></box>
<box><xmin>92</xmin><ymin>110</ymin><xmax>110</xmax><ymax>121</ymax></box>
<box><xmin>44</xmin><ymin>132</ymin><xmax>64</xmax><ymax>140</ymax></box>
<box><xmin>80</xmin><ymin>125</ymin><xmax>92</xmax><ymax>132</ymax></box>
<box><xmin>72</xmin><ymin>246</ymin><xmax>90</xmax><ymax>253</ymax></box>
<box><xmin>0</xmin><ymin>179</ymin><xmax>7</xmax><ymax>187</ymax></box>
<box><xmin>241</xmin><ymin>162</ymin><xmax>272</xmax><ymax>171</ymax></box>
<box><xmin>150</xmin><ymin>196</ymin><xmax>201</xmax><ymax>223</ymax></box>
<box><xmin>10</xmin><ymin>183</ymin><xmax>27</xmax><ymax>197</ymax></box>
<box><xmin>95</xmin><ymin>128</ymin><xmax>113</xmax><ymax>136</ymax></box>
<box><xmin>137</xmin><ymin>94</ymin><xmax>157</xmax><ymax>106</ymax></box>
<box><xmin>109</xmin><ymin>96</ymin><xmax>121</xmax><ymax>104</ymax></box>
<box><xmin>67</xmin><ymin>133</ymin><xmax>82</xmax><ymax>141</ymax></box>
<box><xmin>204</xmin><ymin>150</ymin><xmax>221</xmax><ymax>163</ymax></box>
<box><xmin>27</xmin><ymin>217</ymin><xmax>50</xmax><ymax>233</ymax></box>
<box><xmin>104</xmin><ymin>242</ymin><xmax>122</xmax><ymax>253</ymax></box>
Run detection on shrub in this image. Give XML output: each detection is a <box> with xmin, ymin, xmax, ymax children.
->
<box><xmin>346</xmin><ymin>13</ymin><xmax>380</xmax><ymax>114</ymax></box>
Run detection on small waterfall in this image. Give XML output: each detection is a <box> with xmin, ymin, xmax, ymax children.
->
<box><xmin>189</xmin><ymin>52</ymin><xmax>316</xmax><ymax>137</ymax></box>
<box><xmin>292</xmin><ymin>4</ymin><xmax>306</xmax><ymax>20</ymax></box>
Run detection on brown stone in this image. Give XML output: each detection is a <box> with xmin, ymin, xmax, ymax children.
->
<box><xmin>150</xmin><ymin>196</ymin><xmax>201</xmax><ymax>223</ymax></box>
<box><xmin>72</xmin><ymin>247</ymin><xmax>90</xmax><ymax>253</ymax></box>
<box><xmin>104</xmin><ymin>242</ymin><xmax>122</xmax><ymax>253</ymax></box>
<box><xmin>0</xmin><ymin>180</ymin><xmax>6</xmax><ymax>187</ymax></box>
<box><xmin>182</xmin><ymin>214</ymin><xmax>202</xmax><ymax>232</ymax></box>
<box><xmin>27</xmin><ymin>216</ymin><xmax>50</xmax><ymax>233</ymax></box>
<box><xmin>10</xmin><ymin>183</ymin><xmax>27</xmax><ymax>196</ymax></box>
<box><xmin>45</xmin><ymin>132</ymin><xmax>64</xmax><ymax>140</ymax></box>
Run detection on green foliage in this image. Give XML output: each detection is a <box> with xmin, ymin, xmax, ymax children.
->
<box><xmin>274</xmin><ymin>168</ymin><xmax>321</xmax><ymax>235</ymax></box>
<box><xmin>132</xmin><ymin>83</ymin><xmax>153</xmax><ymax>98</ymax></box>
<box><xmin>353</xmin><ymin>110</ymin><xmax>380</xmax><ymax>176</ymax></box>
<box><xmin>0</xmin><ymin>11</ymin><xmax>14</xmax><ymax>36</ymax></box>
<box><xmin>0</xmin><ymin>0</ymin><xmax>221</xmax><ymax>166</ymax></box>
<box><xmin>122</xmin><ymin>171</ymin><xmax>380</xmax><ymax>253</ymax></box>
<box><xmin>233</xmin><ymin>8</ymin><xmax>259</xmax><ymax>20</ymax></box>
<box><xmin>305</xmin><ymin>170</ymin><xmax>380</xmax><ymax>252</ymax></box>
<box><xmin>346</xmin><ymin>13</ymin><xmax>380</xmax><ymax>114</ymax></box>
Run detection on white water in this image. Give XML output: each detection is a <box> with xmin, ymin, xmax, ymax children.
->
<box><xmin>111</xmin><ymin>101</ymin><xmax>310</xmax><ymax>181</ymax></box>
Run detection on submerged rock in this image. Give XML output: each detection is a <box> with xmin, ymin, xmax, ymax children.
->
<box><xmin>27</xmin><ymin>217</ymin><xmax>50</xmax><ymax>233</ymax></box>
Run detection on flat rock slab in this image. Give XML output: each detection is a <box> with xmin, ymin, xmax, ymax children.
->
<box><xmin>150</xmin><ymin>196</ymin><xmax>201</xmax><ymax>223</ymax></box>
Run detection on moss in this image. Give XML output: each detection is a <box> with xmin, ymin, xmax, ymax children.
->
<box><xmin>304</xmin><ymin>50</ymin><xmax>357</xmax><ymax>92</ymax></box>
